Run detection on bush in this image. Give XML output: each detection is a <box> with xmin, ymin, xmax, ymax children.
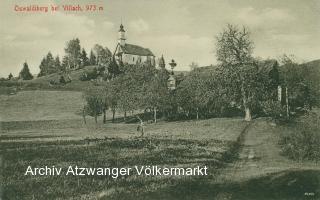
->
<box><xmin>279</xmin><ymin>112</ymin><xmax>320</xmax><ymax>161</ymax></box>
<box><xmin>59</xmin><ymin>75</ymin><xmax>66</xmax><ymax>84</ymax></box>
<box><xmin>261</xmin><ymin>100</ymin><xmax>286</xmax><ymax>119</ymax></box>
<box><xmin>80</xmin><ymin>68</ymin><xmax>98</xmax><ymax>81</ymax></box>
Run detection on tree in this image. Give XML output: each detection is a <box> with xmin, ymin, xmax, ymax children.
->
<box><xmin>65</xmin><ymin>38</ymin><xmax>81</xmax><ymax>69</ymax></box>
<box><xmin>176</xmin><ymin>68</ymin><xmax>209</xmax><ymax>119</ymax></box>
<box><xmin>8</xmin><ymin>73</ymin><xmax>13</xmax><ymax>80</ymax></box>
<box><xmin>89</xmin><ymin>50</ymin><xmax>97</xmax><ymax>65</ymax></box>
<box><xmin>106</xmin><ymin>82</ymin><xmax>119</xmax><ymax>122</ymax></box>
<box><xmin>55</xmin><ymin>56</ymin><xmax>61</xmax><ymax>72</ymax></box>
<box><xmin>38</xmin><ymin>57</ymin><xmax>47</xmax><ymax>77</ymax></box>
<box><xmin>142</xmin><ymin>68</ymin><xmax>170</xmax><ymax>123</ymax></box>
<box><xmin>61</xmin><ymin>56</ymin><xmax>69</xmax><ymax>72</ymax></box>
<box><xmin>38</xmin><ymin>52</ymin><xmax>58</xmax><ymax>76</ymax></box>
<box><xmin>279</xmin><ymin>54</ymin><xmax>315</xmax><ymax>112</ymax></box>
<box><xmin>84</xmin><ymin>89</ymin><xmax>105</xmax><ymax>123</ymax></box>
<box><xmin>80</xmin><ymin>48</ymin><xmax>89</xmax><ymax>68</ymax></box>
<box><xmin>93</xmin><ymin>44</ymin><xmax>112</xmax><ymax>67</ymax></box>
<box><xmin>215</xmin><ymin>24</ymin><xmax>255</xmax><ymax>121</ymax></box>
<box><xmin>19</xmin><ymin>62</ymin><xmax>33</xmax><ymax>80</ymax></box>
<box><xmin>46</xmin><ymin>52</ymin><xmax>57</xmax><ymax>74</ymax></box>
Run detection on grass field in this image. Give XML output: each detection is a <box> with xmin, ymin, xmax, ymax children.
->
<box><xmin>0</xmin><ymin>90</ymin><xmax>84</xmax><ymax>122</ymax></box>
<box><xmin>1</xmin><ymin>116</ymin><xmax>248</xmax><ymax>199</ymax></box>
<box><xmin>0</xmin><ymin>90</ymin><xmax>250</xmax><ymax>199</ymax></box>
<box><xmin>1</xmin><ymin>90</ymin><xmax>319</xmax><ymax>200</ymax></box>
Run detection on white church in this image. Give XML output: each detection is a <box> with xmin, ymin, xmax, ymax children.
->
<box><xmin>113</xmin><ymin>24</ymin><xmax>156</xmax><ymax>66</ymax></box>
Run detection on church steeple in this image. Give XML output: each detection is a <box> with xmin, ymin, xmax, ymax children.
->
<box><xmin>118</xmin><ymin>24</ymin><xmax>126</xmax><ymax>46</ymax></box>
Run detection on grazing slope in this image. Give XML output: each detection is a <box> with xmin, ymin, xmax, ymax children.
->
<box><xmin>0</xmin><ymin>90</ymin><xmax>84</xmax><ymax>122</ymax></box>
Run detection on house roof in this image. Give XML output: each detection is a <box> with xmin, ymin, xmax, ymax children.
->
<box><xmin>121</xmin><ymin>44</ymin><xmax>154</xmax><ymax>56</ymax></box>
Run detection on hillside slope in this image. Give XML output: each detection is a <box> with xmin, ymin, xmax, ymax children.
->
<box><xmin>0</xmin><ymin>90</ymin><xmax>84</xmax><ymax>122</ymax></box>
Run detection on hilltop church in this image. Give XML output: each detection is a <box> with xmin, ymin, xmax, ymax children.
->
<box><xmin>113</xmin><ymin>24</ymin><xmax>155</xmax><ymax>66</ymax></box>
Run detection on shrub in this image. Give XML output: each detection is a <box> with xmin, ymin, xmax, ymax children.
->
<box><xmin>80</xmin><ymin>68</ymin><xmax>98</xmax><ymax>81</ymax></box>
<box><xmin>279</xmin><ymin>112</ymin><xmax>320</xmax><ymax>161</ymax></box>
<box><xmin>59</xmin><ymin>75</ymin><xmax>66</xmax><ymax>84</ymax></box>
<box><xmin>261</xmin><ymin>100</ymin><xmax>286</xmax><ymax>119</ymax></box>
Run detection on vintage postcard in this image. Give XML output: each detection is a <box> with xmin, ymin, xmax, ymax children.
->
<box><xmin>0</xmin><ymin>0</ymin><xmax>319</xmax><ymax>199</ymax></box>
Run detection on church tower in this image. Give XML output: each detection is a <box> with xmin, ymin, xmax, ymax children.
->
<box><xmin>118</xmin><ymin>24</ymin><xmax>126</xmax><ymax>46</ymax></box>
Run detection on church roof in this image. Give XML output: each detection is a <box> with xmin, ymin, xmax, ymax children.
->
<box><xmin>121</xmin><ymin>44</ymin><xmax>154</xmax><ymax>56</ymax></box>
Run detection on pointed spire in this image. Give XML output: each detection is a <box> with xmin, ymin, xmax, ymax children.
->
<box><xmin>119</xmin><ymin>24</ymin><xmax>125</xmax><ymax>32</ymax></box>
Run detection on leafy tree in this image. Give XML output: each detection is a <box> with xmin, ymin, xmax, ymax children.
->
<box><xmin>84</xmin><ymin>89</ymin><xmax>105</xmax><ymax>123</ymax></box>
<box><xmin>89</xmin><ymin>50</ymin><xmax>97</xmax><ymax>65</ymax></box>
<box><xmin>142</xmin><ymin>68</ymin><xmax>170</xmax><ymax>123</ymax></box>
<box><xmin>61</xmin><ymin>56</ymin><xmax>69</xmax><ymax>72</ymax></box>
<box><xmin>107</xmin><ymin>58</ymin><xmax>121</xmax><ymax>79</ymax></box>
<box><xmin>176</xmin><ymin>68</ymin><xmax>209</xmax><ymax>119</ymax></box>
<box><xmin>65</xmin><ymin>38</ymin><xmax>81</xmax><ymax>69</ymax></box>
<box><xmin>215</xmin><ymin>24</ymin><xmax>256</xmax><ymax>121</ymax></box>
<box><xmin>38</xmin><ymin>57</ymin><xmax>47</xmax><ymax>77</ymax></box>
<box><xmin>114</xmin><ymin>69</ymin><xmax>140</xmax><ymax>121</ymax></box>
<box><xmin>93</xmin><ymin>44</ymin><xmax>112</xmax><ymax>68</ymax></box>
<box><xmin>79</xmin><ymin>67</ymin><xmax>99</xmax><ymax>81</ymax></box>
<box><xmin>38</xmin><ymin>52</ymin><xmax>58</xmax><ymax>76</ymax></box>
<box><xmin>19</xmin><ymin>62</ymin><xmax>33</xmax><ymax>80</ymax></box>
<box><xmin>8</xmin><ymin>73</ymin><xmax>13</xmax><ymax>80</ymax></box>
<box><xmin>46</xmin><ymin>52</ymin><xmax>57</xmax><ymax>74</ymax></box>
<box><xmin>106</xmin><ymin>82</ymin><xmax>119</xmax><ymax>122</ymax></box>
<box><xmin>54</xmin><ymin>56</ymin><xmax>61</xmax><ymax>72</ymax></box>
<box><xmin>279</xmin><ymin>55</ymin><xmax>315</xmax><ymax>111</ymax></box>
<box><xmin>80</xmin><ymin>48</ymin><xmax>89</xmax><ymax>68</ymax></box>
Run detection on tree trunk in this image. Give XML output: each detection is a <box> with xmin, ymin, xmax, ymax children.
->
<box><xmin>154</xmin><ymin>107</ymin><xmax>157</xmax><ymax>123</ymax></box>
<box><xmin>103</xmin><ymin>109</ymin><xmax>106</xmax><ymax>124</ymax></box>
<box><xmin>124</xmin><ymin>111</ymin><xmax>127</xmax><ymax>122</ymax></box>
<box><xmin>82</xmin><ymin>110</ymin><xmax>86</xmax><ymax>124</ymax></box>
<box><xmin>196</xmin><ymin>107</ymin><xmax>199</xmax><ymax>120</ymax></box>
<box><xmin>94</xmin><ymin>115</ymin><xmax>97</xmax><ymax>124</ymax></box>
<box><xmin>112</xmin><ymin>109</ymin><xmax>115</xmax><ymax>123</ymax></box>
<box><xmin>286</xmin><ymin>87</ymin><xmax>289</xmax><ymax>118</ymax></box>
<box><xmin>244</xmin><ymin>106</ymin><xmax>252</xmax><ymax>121</ymax></box>
<box><xmin>241</xmin><ymin>83</ymin><xmax>252</xmax><ymax>121</ymax></box>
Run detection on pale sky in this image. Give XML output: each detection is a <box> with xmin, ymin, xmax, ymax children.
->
<box><xmin>0</xmin><ymin>0</ymin><xmax>320</xmax><ymax>77</ymax></box>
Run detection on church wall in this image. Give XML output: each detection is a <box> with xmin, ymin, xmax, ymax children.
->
<box><xmin>122</xmin><ymin>54</ymin><xmax>155</xmax><ymax>66</ymax></box>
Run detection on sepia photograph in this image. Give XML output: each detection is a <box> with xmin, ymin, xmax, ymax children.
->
<box><xmin>0</xmin><ymin>0</ymin><xmax>319</xmax><ymax>199</ymax></box>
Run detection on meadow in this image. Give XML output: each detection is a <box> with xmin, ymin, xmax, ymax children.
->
<box><xmin>1</xmin><ymin>90</ymin><xmax>319</xmax><ymax>200</ymax></box>
<box><xmin>1</xmin><ymin>117</ymin><xmax>247</xmax><ymax>199</ymax></box>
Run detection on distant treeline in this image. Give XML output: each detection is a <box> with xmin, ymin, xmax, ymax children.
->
<box><xmin>37</xmin><ymin>38</ymin><xmax>113</xmax><ymax>77</ymax></box>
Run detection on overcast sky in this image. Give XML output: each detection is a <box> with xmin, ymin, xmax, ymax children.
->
<box><xmin>0</xmin><ymin>0</ymin><xmax>319</xmax><ymax>77</ymax></box>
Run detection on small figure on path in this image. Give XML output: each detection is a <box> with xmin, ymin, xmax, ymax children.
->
<box><xmin>136</xmin><ymin>116</ymin><xmax>145</xmax><ymax>137</ymax></box>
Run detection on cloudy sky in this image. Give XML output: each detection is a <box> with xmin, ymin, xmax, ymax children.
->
<box><xmin>0</xmin><ymin>0</ymin><xmax>319</xmax><ymax>77</ymax></box>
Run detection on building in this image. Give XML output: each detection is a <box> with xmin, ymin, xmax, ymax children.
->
<box><xmin>114</xmin><ymin>24</ymin><xmax>155</xmax><ymax>66</ymax></box>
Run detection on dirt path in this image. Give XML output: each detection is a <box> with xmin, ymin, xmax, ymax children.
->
<box><xmin>219</xmin><ymin>118</ymin><xmax>320</xmax><ymax>183</ymax></box>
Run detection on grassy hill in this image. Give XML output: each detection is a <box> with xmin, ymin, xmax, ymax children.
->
<box><xmin>0</xmin><ymin>90</ymin><xmax>84</xmax><ymax>122</ymax></box>
<box><xmin>279</xmin><ymin>59</ymin><xmax>320</xmax><ymax>86</ymax></box>
<box><xmin>0</xmin><ymin>65</ymin><xmax>101</xmax><ymax>93</ymax></box>
<box><xmin>0</xmin><ymin>65</ymin><xmax>192</xmax><ymax>94</ymax></box>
